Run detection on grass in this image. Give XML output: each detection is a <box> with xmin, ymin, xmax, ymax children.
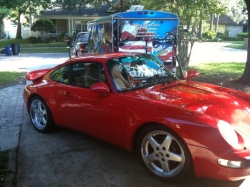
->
<box><xmin>223</xmin><ymin>41</ymin><xmax>245</xmax><ymax>50</ymax></box>
<box><xmin>186</xmin><ymin>62</ymin><xmax>245</xmax><ymax>76</ymax></box>
<box><xmin>21</xmin><ymin>47</ymin><xmax>69</xmax><ymax>53</ymax></box>
<box><xmin>0</xmin><ymin>71</ymin><xmax>25</xmax><ymax>85</ymax></box>
<box><xmin>0</xmin><ymin>39</ymin><xmax>69</xmax><ymax>53</ymax></box>
<box><xmin>184</xmin><ymin>62</ymin><xmax>245</xmax><ymax>84</ymax></box>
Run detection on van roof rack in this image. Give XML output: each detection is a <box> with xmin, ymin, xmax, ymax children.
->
<box><xmin>128</xmin><ymin>5</ymin><xmax>144</xmax><ymax>11</ymax></box>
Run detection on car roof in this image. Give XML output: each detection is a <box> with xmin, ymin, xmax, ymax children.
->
<box><xmin>64</xmin><ymin>53</ymin><xmax>138</xmax><ymax>65</ymax></box>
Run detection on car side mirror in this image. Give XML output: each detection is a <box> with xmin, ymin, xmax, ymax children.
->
<box><xmin>186</xmin><ymin>70</ymin><xmax>200</xmax><ymax>80</ymax></box>
<box><xmin>90</xmin><ymin>83</ymin><xmax>110</xmax><ymax>96</ymax></box>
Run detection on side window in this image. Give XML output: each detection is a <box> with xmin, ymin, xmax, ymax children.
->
<box><xmin>71</xmin><ymin>62</ymin><xmax>107</xmax><ymax>88</ymax></box>
<box><xmin>50</xmin><ymin>65</ymin><xmax>69</xmax><ymax>84</ymax></box>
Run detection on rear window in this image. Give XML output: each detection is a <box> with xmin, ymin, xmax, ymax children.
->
<box><xmin>76</xmin><ymin>33</ymin><xmax>88</xmax><ymax>42</ymax></box>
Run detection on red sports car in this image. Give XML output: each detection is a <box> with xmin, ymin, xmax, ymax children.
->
<box><xmin>23</xmin><ymin>53</ymin><xmax>250</xmax><ymax>182</ymax></box>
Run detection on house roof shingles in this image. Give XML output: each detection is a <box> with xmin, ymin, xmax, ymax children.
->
<box><xmin>214</xmin><ymin>15</ymin><xmax>248</xmax><ymax>26</ymax></box>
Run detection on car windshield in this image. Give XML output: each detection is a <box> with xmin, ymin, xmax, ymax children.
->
<box><xmin>107</xmin><ymin>53</ymin><xmax>177</xmax><ymax>92</ymax></box>
<box><xmin>77</xmin><ymin>33</ymin><xmax>88</xmax><ymax>42</ymax></box>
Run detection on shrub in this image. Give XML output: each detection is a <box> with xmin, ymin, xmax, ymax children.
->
<box><xmin>217</xmin><ymin>35</ymin><xmax>243</xmax><ymax>41</ymax></box>
<box><xmin>28</xmin><ymin>36</ymin><xmax>38</xmax><ymax>43</ymax></box>
<box><xmin>203</xmin><ymin>31</ymin><xmax>217</xmax><ymax>39</ymax></box>
<box><xmin>31</xmin><ymin>19</ymin><xmax>55</xmax><ymax>39</ymax></box>
<box><xmin>216</xmin><ymin>32</ymin><xmax>224</xmax><ymax>37</ymax></box>
<box><xmin>237</xmin><ymin>32</ymin><xmax>249</xmax><ymax>38</ymax></box>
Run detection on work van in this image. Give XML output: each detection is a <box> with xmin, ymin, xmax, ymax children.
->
<box><xmin>87</xmin><ymin>7</ymin><xmax>179</xmax><ymax>73</ymax></box>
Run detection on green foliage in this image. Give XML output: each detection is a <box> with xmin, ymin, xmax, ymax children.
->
<box><xmin>217</xmin><ymin>35</ymin><xmax>243</xmax><ymax>41</ymax></box>
<box><xmin>0</xmin><ymin>71</ymin><xmax>25</xmax><ymax>84</ymax></box>
<box><xmin>141</xmin><ymin>0</ymin><xmax>228</xmax><ymax>67</ymax></box>
<box><xmin>216</xmin><ymin>32</ymin><xmax>224</xmax><ymax>37</ymax></box>
<box><xmin>31</xmin><ymin>19</ymin><xmax>55</xmax><ymax>40</ymax></box>
<box><xmin>187</xmin><ymin>62</ymin><xmax>245</xmax><ymax>77</ymax></box>
<box><xmin>0</xmin><ymin>6</ymin><xmax>11</xmax><ymax>23</ymax></box>
<box><xmin>1</xmin><ymin>0</ymin><xmax>52</xmax><ymax>39</ymax></box>
<box><xmin>203</xmin><ymin>30</ymin><xmax>217</xmax><ymax>39</ymax></box>
<box><xmin>0</xmin><ymin>39</ymin><xmax>29</xmax><ymax>48</ymax></box>
<box><xmin>237</xmin><ymin>32</ymin><xmax>249</xmax><ymax>38</ymax></box>
<box><xmin>31</xmin><ymin>19</ymin><xmax>55</xmax><ymax>33</ymax></box>
<box><xmin>203</xmin><ymin>38</ymin><xmax>223</xmax><ymax>42</ymax></box>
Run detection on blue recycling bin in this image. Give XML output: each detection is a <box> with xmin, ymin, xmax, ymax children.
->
<box><xmin>5</xmin><ymin>46</ymin><xmax>12</xmax><ymax>56</ymax></box>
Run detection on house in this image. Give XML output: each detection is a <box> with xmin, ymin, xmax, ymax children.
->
<box><xmin>0</xmin><ymin>1</ymin><xmax>119</xmax><ymax>39</ymax></box>
<box><xmin>214</xmin><ymin>15</ymin><xmax>248</xmax><ymax>37</ymax></box>
<box><xmin>38</xmin><ymin>0</ymin><xmax>118</xmax><ymax>37</ymax></box>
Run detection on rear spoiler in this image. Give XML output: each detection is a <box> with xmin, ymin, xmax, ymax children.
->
<box><xmin>25</xmin><ymin>68</ymin><xmax>52</xmax><ymax>81</ymax></box>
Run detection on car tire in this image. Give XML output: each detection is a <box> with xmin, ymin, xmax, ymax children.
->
<box><xmin>136</xmin><ymin>124</ymin><xmax>193</xmax><ymax>181</ymax></box>
<box><xmin>29</xmin><ymin>96</ymin><xmax>55</xmax><ymax>133</ymax></box>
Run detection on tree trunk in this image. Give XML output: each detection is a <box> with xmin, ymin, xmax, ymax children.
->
<box><xmin>198</xmin><ymin>19</ymin><xmax>203</xmax><ymax>40</ymax></box>
<box><xmin>239</xmin><ymin>0</ymin><xmax>250</xmax><ymax>84</ymax></box>
<box><xmin>215</xmin><ymin>15</ymin><xmax>219</xmax><ymax>33</ymax></box>
<box><xmin>209</xmin><ymin>14</ymin><xmax>214</xmax><ymax>31</ymax></box>
<box><xmin>15</xmin><ymin>11</ymin><xmax>22</xmax><ymax>39</ymax></box>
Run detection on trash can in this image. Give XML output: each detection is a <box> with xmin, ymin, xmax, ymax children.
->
<box><xmin>5</xmin><ymin>46</ymin><xmax>12</xmax><ymax>56</ymax></box>
<box><xmin>11</xmin><ymin>43</ymin><xmax>20</xmax><ymax>55</ymax></box>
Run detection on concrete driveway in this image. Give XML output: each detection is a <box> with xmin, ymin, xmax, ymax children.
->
<box><xmin>0</xmin><ymin>44</ymin><xmax>249</xmax><ymax>187</ymax></box>
<box><xmin>189</xmin><ymin>42</ymin><xmax>247</xmax><ymax>65</ymax></box>
<box><xmin>17</xmin><ymin>108</ymin><xmax>247</xmax><ymax>187</ymax></box>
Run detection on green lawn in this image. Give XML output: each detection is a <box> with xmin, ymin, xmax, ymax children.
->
<box><xmin>0</xmin><ymin>39</ymin><xmax>69</xmax><ymax>53</ymax></box>
<box><xmin>0</xmin><ymin>62</ymin><xmax>245</xmax><ymax>85</ymax></box>
<box><xmin>223</xmin><ymin>41</ymin><xmax>245</xmax><ymax>50</ymax></box>
<box><xmin>0</xmin><ymin>71</ymin><xmax>25</xmax><ymax>85</ymax></box>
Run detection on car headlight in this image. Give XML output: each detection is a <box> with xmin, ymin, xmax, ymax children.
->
<box><xmin>217</xmin><ymin>120</ymin><xmax>239</xmax><ymax>148</ymax></box>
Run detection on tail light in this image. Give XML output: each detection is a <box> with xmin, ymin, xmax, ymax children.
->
<box><xmin>80</xmin><ymin>44</ymin><xmax>85</xmax><ymax>53</ymax></box>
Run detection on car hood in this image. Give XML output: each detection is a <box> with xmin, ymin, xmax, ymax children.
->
<box><xmin>132</xmin><ymin>81</ymin><xmax>250</xmax><ymax>135</ymax></box>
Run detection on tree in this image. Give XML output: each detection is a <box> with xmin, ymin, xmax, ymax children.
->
<box><xmin>141</xmin><ymin>0</ymin><xmax>227</xmax><ymax>67</ymax></box>
<box><xmin>53</xmin><ymin>0</ymin><xmax>141</xmax><ymax>12</ymax></box>
<box><xmin>31</xmin><ymin>19</ymin><xmax>55</xmax><ymax>39</ymax></box>
<box><xmin>239</xmin><ymin>0</ymin><xmax>250</xmax><ymax>84</ymax></box>
<box><xmin>1</xmin><ymin>0</ymin><xmax>52</xmax><ymax>39</ymax></box>
<box><xmin>227</xmin><ymin>0</ymin><xmax>247</xmax><ymax>24</ymax></box>
<box><xmin>0</xmin><ymin>6</ymin><xmax>11</xmax><ymax>25</ymax></box>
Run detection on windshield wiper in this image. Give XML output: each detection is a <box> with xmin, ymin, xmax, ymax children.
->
<box><xmin>146</xmin><ymin>75</ymin><xmax>160</xmax><ymax>84</ymax></box>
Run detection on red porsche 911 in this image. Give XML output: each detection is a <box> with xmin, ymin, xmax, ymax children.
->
<box><xmin>23</xmin><ymin>53</ymin><xmax>250</xmax><ymax>182</ymax></box>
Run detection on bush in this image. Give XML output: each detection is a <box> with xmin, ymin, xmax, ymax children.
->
<box><xmin>28</xmin><ymin>36</ymin><xmax>50</xmax><ymax>43</ymax></box>
<box><xmin>216</xmin><ymin>32</ymin><xmax>224</xmax><ymax>37</ymax></box>
<box><xmin>237</xmin><ymin>32</ymin><xmax>248</xmax><ymax>39</ymax></box>
<box><xmin>212</xmin><ymin>38</ymin><xmax>223</xmax><ymax>42</ymax></box>
<box><xmin>28</xmin><ymin>36</ymin><xmax>39</xmax><ymax>43</ymax></box>
<box><xmin>203</xmin><ymin>31</ymin><xmax>217</xmax><ymax>39</ymax></box>
<box><xmin>217</xmin><ymin>35</ymin><xmax>243</xmax><ymax>41</ymax></box>
<box><xmin>31</xmin><ymin>19</ymin><xmax>55</xmax><ymax>38</ymax></box>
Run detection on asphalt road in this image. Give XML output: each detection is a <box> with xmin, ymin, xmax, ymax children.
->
<box><xmin>0</xmin><ymin>53</ymin><xmax>69</xmax><ymax>72</ymax></box>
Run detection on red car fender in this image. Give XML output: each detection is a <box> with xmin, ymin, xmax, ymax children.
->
<box><xmin>121</xmin><ymin>95</ymin><xmax>238</xmax><ymax>153</ymax></box>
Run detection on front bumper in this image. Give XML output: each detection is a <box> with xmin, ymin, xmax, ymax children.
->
<box><xmin>218</xmin><ymin>156</ymin><xmax>250</xmax><ymax>169</ymax></box>
<box><xmin>188</xmin><ymin>145</ymin><xmax>250</xmax><ymax>181</ymax></box>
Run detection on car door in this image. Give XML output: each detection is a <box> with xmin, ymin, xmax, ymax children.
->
<box><xmin>64</xmin><ymin>62</ymin><xmax>124</xmax><ymax>143</ymax></box>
